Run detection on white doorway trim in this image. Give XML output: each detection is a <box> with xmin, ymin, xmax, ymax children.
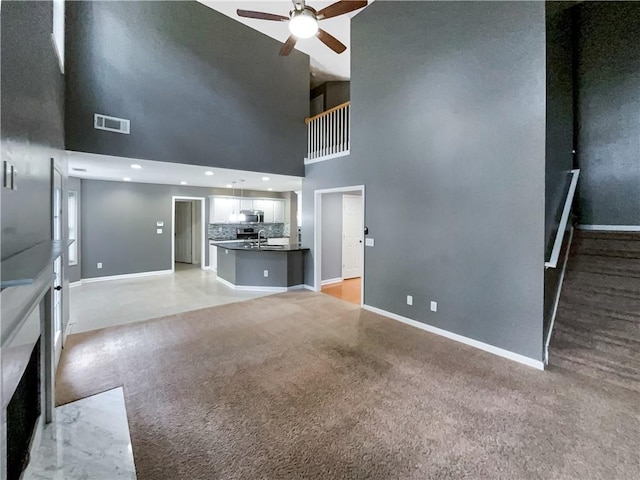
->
<box><xmin>171</xmin><ymin>196</ymin><xmax>206</xmax><ymax>272</ymax></box>
<box><xmin>313</xmin><ymin>185</ymin><xmax>365</xmax><ymax>307</ymax></box>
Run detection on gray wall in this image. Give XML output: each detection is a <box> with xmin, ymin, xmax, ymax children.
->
<box><xmin>68</xmin><ymin>177</ymin><xmax>82</xmax><ymax>283</ymax></box>
<box><xmin>545</xmin><ymin>3</ymin><xmax>576</xmax><ymax>258</ymax></box>
<box><xmin>79</xmin><ymin>179</ymin><xmax>286</xmax><ymax>279</ymax></box>
<box><xmin>575</xmin><ymin>2</ymin><xmax>640</xmax><ymax>226</ymax></box>
<box><xmin>302</xmin><ymin>1</ymin><xmax>546</xmax><ymax>361</ymax></box>
<box><xmin>1</xmin><ymin>0</ymin><xmax>65</xmax><ymax>260</ymax></box>
<box><xmin>65</xmin><ymin>1</ymin><xmax>309</xmax><ymax>177</ymax></box>
<box><xmin>321</xmin><ymin>193</ymin><xmax>343</xmax><ymax>281</ymax></box>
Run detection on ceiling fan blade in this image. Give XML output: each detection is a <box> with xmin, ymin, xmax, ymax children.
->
<box><xmin>236</xmin><ymin>9</ymin><xmax>289</xmax><ymax>22</ymax></box>
<box><xmin>317</xmin><ymin>29</ymin><xmax>347</xmax><ymax>54</ymax></box>
<box><xmin>279</xmin><ymin>35</ymin><xmax>298</xmax><ymax>56</ymax></box>
<box><xmin>317</xmin><ymin>1</ymin><xmax>368</xmax><ymax>20</ymax></box>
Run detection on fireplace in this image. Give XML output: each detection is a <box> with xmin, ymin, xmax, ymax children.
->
<box><xmin>1</xmin><ymin>240</ymin><xmax>66</xmax><ymax>479</ymax></box>
<box><xmin>6</xmin><ymin>339</ymin><xmax>41</xmax><ymax>480</ymax></box>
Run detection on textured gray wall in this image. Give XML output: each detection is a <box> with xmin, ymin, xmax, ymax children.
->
<box><xmin>302</xmin><ymin>1</ymin><xmax>546</xmax><ymax>361</ymax></box>
<box><xmin>1</xmin><ymin>0</ymin><xmax>65</xmax><ymax>260</ymax></box>
<box><xmin>545</xmin><ymin>3</ymin><xmax>576</xmax><ymax>258</ymax></box>
<box><xmin>65</xmin><ymin>1</ymin><xmax>309</xmax><ymax>177</ymax></box>
<box><xmin>321</xmin><ymin>193</ymin><xmax>343</xmax><ymax>281</ymax></box>
<box><xmin>575</xmin><ymin>2</ymin><xmax>640</xmax><ymax>226</ymax></box>
<box><xmin>68</xmin><ymin>177</ymin><xmax>82</xmax><ymax>283</ymax></box>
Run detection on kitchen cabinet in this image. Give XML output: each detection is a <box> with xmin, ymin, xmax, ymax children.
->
<box><xmin>212</xmin><ymin>197</ymin><xmax>240</xmax><ymax>223</ymax></box>
<box><xmin>262</xmin><ymin>200</ymin><xmax>274</xmax><ymax>223</ymax></box>
<box><xmin>273</xmin><ymin>200</ymin><xmax>285</xmax><ymax>223</ymax></box>
<box><xmin>209</xmin><ymin>196</ymin><xmax>287</xmax><ymax>224</ymax></box>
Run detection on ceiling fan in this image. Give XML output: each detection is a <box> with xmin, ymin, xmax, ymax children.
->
<box><xmin>237</xmin><ymin>0</ymin><xmax>368</xmax><ymax>56</ymax></box>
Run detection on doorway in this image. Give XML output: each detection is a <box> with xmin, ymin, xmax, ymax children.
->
<box><xmin>314</xmin><ymin>186</ymin><xmax>365</xmax><ymax>306</ymax></box>
<box><xmin>171</xmin><ymin>196</ymin><xmax>205</xmax><ymax>272</ymax></box>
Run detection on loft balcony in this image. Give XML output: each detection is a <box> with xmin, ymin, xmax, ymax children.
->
<box><xmin>304</xmin><ymin>101</ymin><xmax>350</xmax><ymax>164</ymax></box>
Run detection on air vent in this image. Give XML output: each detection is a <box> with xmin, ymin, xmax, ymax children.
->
<box><xmin>71</xmin><ymin>167</ymin><xmax>87</xmax><ymax>172</ymax></box>
<box><xmin>94</xmin><ymin>114</ymin><xmax>130</xmax><ymax>134</ymax></box>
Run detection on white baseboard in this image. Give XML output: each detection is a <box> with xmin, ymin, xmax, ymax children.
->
<box><xmin>362</xmin><ymin>305</ymin><xmax>544</xmax><ymax>370</ymax></box>
<box><xmin>303</xmin><ymin>284</ymin><xmax>315</xmax><ymax>291</ymax></box>
<box><xmin>577</xmin><ymin>224</ymin><xmax>640</xmax><ymax>232</ymax></box>
<box><xmin>216</xmin><ymin>276</ymin><xmax>305</xmax><ymax>293</ymax></box>
<box><xmin>321</xmin><ymin>277</ymin><xmax>343</xmax><ymax>286</ymax></box>
<box><xmin>69</xmin><ymin>280</ymin><xmax>83</xmax><ymax>288</ymax></box>
<box><xmin>81</xmin><ymin>269</ymin><xmax>173</xmax><ymax>284</ymax></box>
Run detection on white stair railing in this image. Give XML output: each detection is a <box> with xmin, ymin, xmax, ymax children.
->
<box><xmin>305</xmin><ymin>101</ymin><xmax>350</xmax><ymax>164</ymax></box>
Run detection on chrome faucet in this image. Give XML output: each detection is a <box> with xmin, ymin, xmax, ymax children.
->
<box><xmin>257</xmin><ymin>229</ymin><xmax>266</xmax><ymax>249</ymax></box>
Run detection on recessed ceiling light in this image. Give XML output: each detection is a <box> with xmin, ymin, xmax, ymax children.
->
<box><xmin>268</xmin><ymin>188</ymin><xmax>273</xmax><ymax>191</ymax></box>
<box><xmin>226</xmin><ymin>184</ymin><xmax>232</xmax><ymax>188</ymax></box>
<box><xmin>131</xmin><ymin>164</ymin><xmax>142</xmax><ymax>169</ymax></box>
<box><xmin>123</xmin><ymin>177</ymin><xmax>131</xmax><ymax>182</ymax></box>
<box><xmin>180</xmin><ymin>181</ymin><xmax>187</xmax><ymax>185</ymax></box>
<box><xmin>262</xmin><ymin>176</ymin><xmax>270</xmax><ymax>181</ymax></box>
<box><xmin>205</xmin><ymin>171</ymin><xmax>214</xmax><ymax>176</ymax></box>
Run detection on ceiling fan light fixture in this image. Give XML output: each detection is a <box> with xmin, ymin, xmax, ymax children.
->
<box><xmin>289</xmin><ymin>8</ymin><xmax>318</xmax><ymax>39</ymax></box>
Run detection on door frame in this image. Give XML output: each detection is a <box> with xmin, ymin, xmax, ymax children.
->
<box><xmin>171</xmin><ymin>196</ymin><xmax>206</xmax><ymax>272</ymax></box>
<box><xmin>313</xmin><ymin>185</ymin><xmax>365</xmax><ymax>306</ymax></box>
<box><xmin>51</xmin><ymin>160</ymin><xmax>64</xmax><ymax>367</ymax></box>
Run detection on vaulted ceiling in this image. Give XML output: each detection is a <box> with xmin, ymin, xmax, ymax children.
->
<box><xmin>198</xmin><ymin>1</ymin><xmax>371</xmax><ymax>86</ymax></box>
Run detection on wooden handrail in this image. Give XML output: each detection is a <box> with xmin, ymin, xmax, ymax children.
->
<box><xmin>305</xmin><ymin>101</ymin><xmax>350</xmax><ymax>125</ymax></box>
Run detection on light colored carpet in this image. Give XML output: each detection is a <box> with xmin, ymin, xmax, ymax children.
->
<box><xmin>56</xmin><ymin>291</ymin><xmax>639</xmax><ymax>480</ymax></box>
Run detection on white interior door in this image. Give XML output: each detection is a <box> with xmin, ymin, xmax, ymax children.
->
<box><xmin>342</xmin><ymin>195</ymin><xmax>363</xmax><ymax>279</ymax></box>
<box><xmin>52</xmin><ymin>166</ymin><xmax>63</xmax><ymax>366</ymax></box>
<box><xmin>175</xmin><ymin>202</ymin><xmax>192</xmax><ymax>263</ymax></box>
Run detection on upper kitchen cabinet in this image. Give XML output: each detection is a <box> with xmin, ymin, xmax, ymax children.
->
<box><xmin>64</xmin><ymin>1</ymin><xmax>308</xmax><ymax>177</ymax></box>
<box><xmin>209</xmin><ymin>196</ymin><xmax>286</xmax><ymax>224</ymax></box>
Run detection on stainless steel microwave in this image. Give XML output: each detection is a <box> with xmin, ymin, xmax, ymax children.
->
<box><xmin>239</xmin><ymin>210</ymin><xmax>264</xmax><ymax>223</ymax></box>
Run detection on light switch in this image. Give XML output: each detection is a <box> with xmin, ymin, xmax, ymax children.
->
<box><xmin>365</xmin><ymin>238</ymin><xmax>374</xmax><ymax>247</ymax></box>
<box><xmin>430</xmin><ymin>301</ymin><xmax>438</xmax><ymax>312</ymax></box>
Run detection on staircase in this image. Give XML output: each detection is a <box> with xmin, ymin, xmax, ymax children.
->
<box><xmin>549</xmin><ymin>230</ymin><xmax>640</xmax><ymax>393</ymax></box>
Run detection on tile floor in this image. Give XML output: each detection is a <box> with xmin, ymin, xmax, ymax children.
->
<box><xmin>68</xmin><ymin>263</ymin><xmax>270</xmax><ymax>334</ymax></box>
<box><xmin>23</xmin><ymin>387</ymin><xmax>136</xmax><ymax>479</ymax></box>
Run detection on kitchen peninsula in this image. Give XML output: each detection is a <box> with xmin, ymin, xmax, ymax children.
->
<box><xmin>215</xmin><ymin>242</ymin><xmax>309</xmax><ymax>291</ymax></box>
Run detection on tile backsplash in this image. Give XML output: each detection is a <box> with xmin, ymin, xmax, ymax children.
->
<box><xmin>208</xmin><ymin>223</ymin><xmax>286</xmax><ymax>240</ymax></box>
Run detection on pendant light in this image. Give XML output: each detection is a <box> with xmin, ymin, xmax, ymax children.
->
<box><xmin>238</xmin><ymin>180</ymin><xmax>246</xmax><ymax>222</ymax></box>
<box><xmin>229</xmin><ymin>181</ymin><xmax>238</xmax><ymax>222</ymax></box>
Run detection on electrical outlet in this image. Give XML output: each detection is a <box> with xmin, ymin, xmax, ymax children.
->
<box><xmin>365</xmin><ymin>238</ymin><xmax>375</xmax><ymax>247</ymax></box>
<box><xmin>406</xmin><ymin>295</ymin><xmax>413</xmax><ymax>306</ymax></box>
<box><xmin>97</xmin><ymin>262</ymin><xmax>103</xmax><ymax>269</ymax></box>
<box><xmin>156</xmin><ymin>228</ymin><xmax>162</xmax><ymax>234</ymax></box>
<box><xmin>264</xmin><ymin>270</ymin><xmax>269</xmax><ymax>277</ymax></box>
<box><xmin>430</xmin><ymin>301</ymin><xmax>438</xmax><ymax>312</ymax></box>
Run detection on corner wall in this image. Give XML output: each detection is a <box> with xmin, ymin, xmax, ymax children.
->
<box><xmin>302</xmin><ymin>1</ymin><xmax>546</xmax><ymax>361</ymax></box>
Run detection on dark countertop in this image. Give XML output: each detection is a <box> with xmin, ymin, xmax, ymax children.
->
<box><xmin>214</xmin><ymin>242</ymin><xmax>309</xmax><ymax>252</ymax></box>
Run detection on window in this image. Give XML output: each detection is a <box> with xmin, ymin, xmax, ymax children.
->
<box><xmin>68</xmin><ymin>191</ymin><xmax>78</xmax><ymax>265</ymax></box>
